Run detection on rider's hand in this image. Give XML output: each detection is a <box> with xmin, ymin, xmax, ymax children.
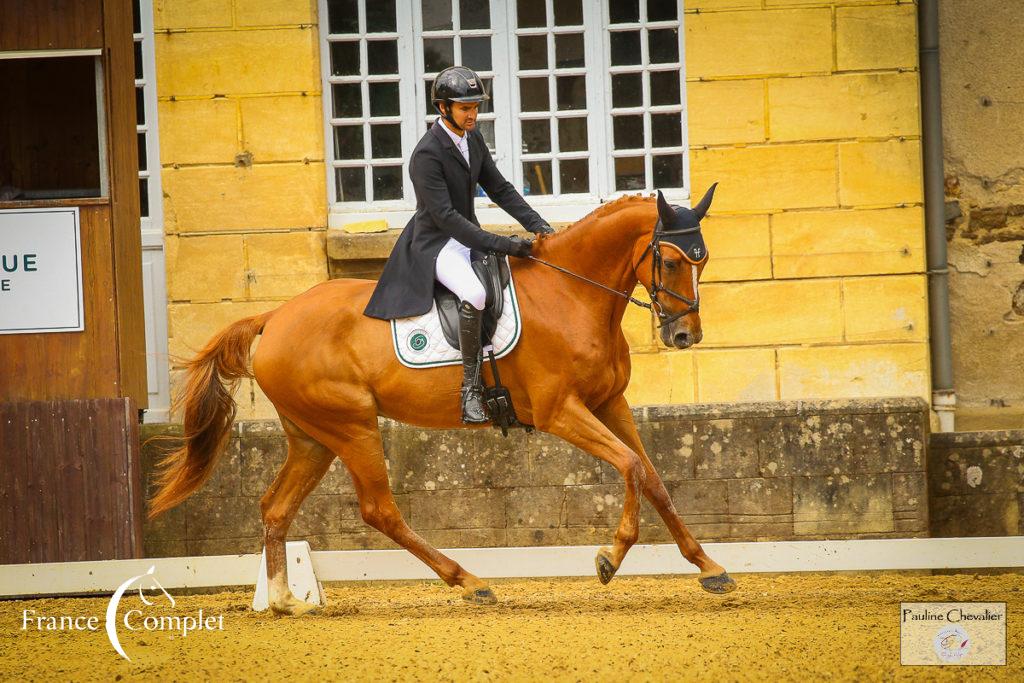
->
<box><xmin>531</xmin><ymin>221</ymin><xmax>555</xmax><ymax>236</ymax></box>
<box><xmin>503</xmin><ymin>235</ymin><xmax>533</xmax><ymax>258</ymax></box>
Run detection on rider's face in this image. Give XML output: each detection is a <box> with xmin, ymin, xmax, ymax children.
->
<box><xmin>444</xmin><ymin>102</ymin><xmax>479</xmax><ymax>131</ymax></box>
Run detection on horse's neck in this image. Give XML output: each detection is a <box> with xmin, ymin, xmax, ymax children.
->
<box><xmin>533</xmin><ymin>202</ymin><xmax>656</xmax><ymax>324</ymax></box>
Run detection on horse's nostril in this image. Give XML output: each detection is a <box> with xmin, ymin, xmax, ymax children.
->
<box><xmin>673</xmin><ymin>332</ymin><xmax>690</xmax><ymax>347</ymax></box>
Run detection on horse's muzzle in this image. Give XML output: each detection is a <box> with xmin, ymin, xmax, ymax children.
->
<box><xmin>661</xmin><ymin>324</ymin><xmax>703</xmax><ymax>349</ymax></box>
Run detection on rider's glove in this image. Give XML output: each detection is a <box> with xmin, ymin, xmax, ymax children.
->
<box><xmin>530</xmin><ymin>221</ymin><xmax>555</xmax><ymax>236</ymax></box>
<box><xmin>501</xmin><ymin>235</ymin><xmax>533</xmax><ymax>258</ymax></box>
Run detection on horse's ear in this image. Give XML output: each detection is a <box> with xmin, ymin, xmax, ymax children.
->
<box><xmin>692</xmin><ymin>182</ymin><xmax>718</xmax><ymax>221</ymax></box>
<box><xmin>656</xmin><ymin>190</ymin><xmax>675</xmax><ymax>225</ymax></box>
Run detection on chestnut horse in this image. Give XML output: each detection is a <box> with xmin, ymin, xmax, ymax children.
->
<box><xmin>149</xmin><ymin>187</ymin><xmax>736</xmax><ymax>615</ymax></box>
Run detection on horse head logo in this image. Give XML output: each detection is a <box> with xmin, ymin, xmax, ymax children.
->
<box><xmin>104</xmin><ymin>565</ymin><xmax>175</xmax><ymax>661</ymax></box>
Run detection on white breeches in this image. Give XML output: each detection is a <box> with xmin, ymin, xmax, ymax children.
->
<box><xmin>435</xmin><ymin>237</ymin><xmax>487</xmax><ymax>310</ymax></box>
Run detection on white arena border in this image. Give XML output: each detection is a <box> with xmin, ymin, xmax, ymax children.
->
<box><xmin>2</xmin><ymin>537</ymin><xmax>1022</xmax><ymax>599</ymax></box>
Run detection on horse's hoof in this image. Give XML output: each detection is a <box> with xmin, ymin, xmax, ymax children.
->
<box><xmin>270</xmin><ymin>600</ymin><xmax>321</xmax><ymax>617</ymax></box>
<box><xmin>462</xmin><ymin>587</ymin><xmax>497</xmax><ymax>605</ymax></box>
<box><xmin>595</xmin><ymin>547</ymin><xmax>617</xmax><ymax>585</ymax></box>
<box><xmin>698</xmin><ymin>571</ymin><xmax>737</xmax><ymax>595</ymax></box>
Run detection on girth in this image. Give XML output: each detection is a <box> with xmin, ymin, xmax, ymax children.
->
<box><xmin>434</xmin><ymin>250</ymin><xmax>511</xmax><ymax>349</ymax></box>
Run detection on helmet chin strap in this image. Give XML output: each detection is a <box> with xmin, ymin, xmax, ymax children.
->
<box><xmin>441</xmin><ymin>102</ymin><xmax>464</xmax><ymax>133</ymax></box>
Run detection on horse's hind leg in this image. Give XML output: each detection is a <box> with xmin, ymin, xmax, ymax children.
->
<box><xmin>316</xmin><ymin>420</ymin><xmax>498</xmax><ymax>605</ymax></box>
<box><xmin>594</xmin><ymin>395</ymin><xmax>736</xmax><ymax>594</ymax></box>
<box><xmin>260</xmin><ymin>414</ymin><xmax>336</xmax><ymax>615</ymax></box>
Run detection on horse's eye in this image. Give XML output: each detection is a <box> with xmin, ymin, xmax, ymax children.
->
<box><xmin>664</xmin><ymin>260</ymin><xmax>679</xmax><ymax>271</ymax></box>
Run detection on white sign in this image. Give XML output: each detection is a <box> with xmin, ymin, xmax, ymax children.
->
<box><xmin>0</xmin><ymin>207</ymin><xmax>85</xmax><ymax>334</ymax></box>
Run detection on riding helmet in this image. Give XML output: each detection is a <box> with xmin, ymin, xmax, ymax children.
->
<box><xmin>431</xmin><ymin>65</ymin><xmax>490</xmax><ymax>114</ymax></box>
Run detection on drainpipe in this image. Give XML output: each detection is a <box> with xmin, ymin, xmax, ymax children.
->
<box><xmin>919</xmin><ymin>0</ymin><xmax>956</xmax><ymax>432</ymax></box>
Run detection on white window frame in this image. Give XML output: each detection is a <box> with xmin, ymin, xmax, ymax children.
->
<box><xmin>321</xmin><ymin>0</ymin><xmax>691</xmax><ymax>231</ymax></box>
<box><xmin>135</xmin><ymin>0</ymin><xmax>164</xmax><ymax>248</ymax></box>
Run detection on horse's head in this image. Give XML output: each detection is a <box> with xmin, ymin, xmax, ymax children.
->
<box><xmin>637</xmin><ymin>183</ymin><xmax>717</xmax><ymax>349</ymax></box>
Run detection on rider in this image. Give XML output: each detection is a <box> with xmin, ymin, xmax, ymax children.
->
<box><xmin>364</xmin><ymin>65</ymin><xmax>554</xmax><ymax>424</ymax></box>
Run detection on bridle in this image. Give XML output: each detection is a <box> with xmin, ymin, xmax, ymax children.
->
<box><xmin>525</xmin><ymin>218</ymin><xmax>706</xmax><ymax>328</ymax></box>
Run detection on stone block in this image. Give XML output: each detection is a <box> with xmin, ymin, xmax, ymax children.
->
<box><xmin>143</xmin><ymin>496</ymin><xmax>188</xmax><ymax>543</ymax></box>
<box><xmin>163</xmin><ymin>162</ymin><xmax>327</xmax><ymax>233</ymax></box>
<box><xmin>528</xmin><ymin>436</ymin><xmax>603</xmax><ymax>487</ymax></box>
<box><xmin>768</xmin><ymin>72</ymin><xmax>920</xmax><ymax>141</ymax></box>
<box><xmin>167</xmin><ymin>301</ymin><xmax>276</xmax><ymax>360</ymax></box>
<box><xmin>839</xmin><ymin>139</ymin><xmax>924</xmax><ymax>207</ymax></box>
<box><xmin>836</xmin><ymin>3</ymin><xmax>918</xmax><ymax>72</ymax></box>
<box><xmin>687</xmin><ymin>79</ymin><xmax>765</xmax><ymax>146</ymax></box>
<box><xmin>235</xmin><ymin>0</ymin><xmax>315</xmax><ymax>26</ymax></box>
<box><xmin>792</xmin><ymin>474</ymin><xmax>894</xmax><ymax>535</ymax></box>
<box><xmin>408</xmin><ymin>489</ymin><xmax>507</xmax><ymax>530</ymax></box>
<box><xmin>690</xmin><ymin>143</ymin><xmax>838</xmax><ymax>212</ymax></box>
<box><xmin>240</xmin><ymin>94</ymin><xmax>324</xmax><ymax>163</ymax></box>
<box><xmin>388</xmin><ymin>428</ymin><xmax>531</xmax><ymax>493</ymax></box>
<box><xmin>700</xmin><ymin>214</ymin><xmax>772</xmax><ymax>283</ymax></box>
<box><xmin>622</xmin><ymin>286</ymin><xmax>656</xmax><ymax>350</ymax></box>
<box><xmin>728</xmin><ymin>477</ymin><xmax>792</xmax><ymax>515</ymax></box>
<box><xmin>668</xmin><ymin>479</ymin><xmax>730</xmax><ymax>516</ymax></box>
<box><xmin>300</xmin><ymin>531</ymin><xmax>396</xmax><ymax>551</ymax></box>
<box><xmin>929</xmin><ymin>494</ymin><xmax>1020</xmax><ymax>537</ymax></box>
<box><xmin>696</xmin><ymin>348</ymin><xmax>777</xmax><ymax>403</ymax></box>
<box><xmin>727</xmin><ymin>516</ymin><xmax>794</xmax><ymax>541</ymax></box>
<box><xmin>290</xmin><ymin>494</ymin><xmax>356</xmax><ymax>536</ymax></box>
<box><xmin>694</xmin><ymin>419</ymin><xmax>761</xmax><ymax>479</ymax></box>
<box><xmin>700</xmin><ymin>279</ymin><xmax>843</xmax><ymax>346</ymax></box>
<box><xmin>342</xmin><ymin>219</ymin><xmax>389</xmax><ymax>234</ymax></box>
<box><xmin>686</xmin><ymin>0</ymin><xmax>761</xmax><ymax>10</ymax></box>
<box><xmin>200</xmin><ymin>437</ymin><xmax>241</xmax><ymax>498</ymax></box>
<box><xmin>625</xmin><ymin>351</ymin><xmax>695</xmax><ymax>406</ymax></box>
<box><xmin>154</xmin><ymin>0</ymin><xmax>233</xmax><ymax>30</ymax></box>
<box><xmin>777</xmin><ymin>343</ymin><xmax>930</xmax><ymax>401</ymax></box>
<box><xmin>155</xmin><ymin>27</ymin><xmax>319</xmax><ymax>97</ymax></box>
<box><xmin>844</xmin><ymin>275</ymin><xmax>928</xmax><ymax>342</ymax></box>
<box><xmin>185</xmin><ymin>496</ymin><xmax>263</xmax><ymax>539</ymax></box>
<box><xmin>144</xmin><ymin>539</ymin><xmax>189</xmax><ymax>558</ymax></box>
<box><xmin>166</xmin><ymin>234</ymin><xmax>247</xmax><ymax>302</ymax></box>
<box><xmin>636</xmin><ymin>419</ymin><xmax>696</xmax><ymax>482</ymax></box>
<box><xmin>563</xmin><ymin>484</ymin><xmax>626</xmax><ymax>527</ymax></box>
<box><xmin>685</xmin><ymin>9</ymin><xmax>832</xmax><ymax>78</ymax></box>
<box><xmin>187</xmin><ymin>536</ymin><xmax>262</xmax><ymax>556</ymax></box>
<box><xmin>771</xmin><ymin>206</ymin><xmax>926</xmax><ymax>278</ymax></box>
<box><xmin>505</xmin><ymin>487</ymin><xmax>566</xmax><ymax>528</ymax></box>
<box><xmin>244</xmin><ymin>230</ymin><xmax>327</xmax><ymax>299</ymax></box>
<box><xmin>419</xmin><ymin>528</ymin><xmax>508</xmax><ymax>549</ymax></box>
<box><xmin>928</xmin><ymin>444</ymin><xmax>1024</xmax><ymax>497</ymax></box>
<box><xmin>157</xmin><ymin>98</ymin><xmax>239</xmax><ymax>166</ymax></box>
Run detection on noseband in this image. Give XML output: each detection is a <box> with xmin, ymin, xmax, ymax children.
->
<box><xmin>634</xmin><ymin>220</ymin><xmax>705</xmax><ymax>327</ymax></box>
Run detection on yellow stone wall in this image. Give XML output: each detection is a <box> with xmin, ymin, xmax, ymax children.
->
<box><xmin>156</xmin><ymin>0</ymin><xmax>928</xmax><ymax>418</ymax></box>
<box><xmin>154</xmin><ymin>0</ymin><xmax>327</xmax><ymax>419</ymax></box>
<box><xmin>625</xmin><ymin>0</ymin><xmax>928</xmax><ymax>407</ymax></box>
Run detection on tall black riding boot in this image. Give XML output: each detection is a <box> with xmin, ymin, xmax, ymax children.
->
<box><xmin>458</xmin><ymin>301</ymin><xmax>488</xmax><ymax>424</ymax></box>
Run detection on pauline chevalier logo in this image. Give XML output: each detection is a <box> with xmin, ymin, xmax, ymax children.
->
<box><xmin>900</xmin><ymin>602</ymin><xmax>1005</xmax><ymax>666</ymax></box>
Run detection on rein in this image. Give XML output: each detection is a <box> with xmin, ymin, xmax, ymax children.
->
<box><xmin>524</xmin><ymin>220</ymin><xmax>704</xmax><ymax>327</ymax></box>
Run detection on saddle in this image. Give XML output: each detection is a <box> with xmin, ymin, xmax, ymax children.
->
<box><xmin>433</xmin><ymin>250</ymin><xmax>510</xmax><ymax>349</ymax></box>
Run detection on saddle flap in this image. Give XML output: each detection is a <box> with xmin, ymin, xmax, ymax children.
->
<box><xmin>433</xmin><ymin>253</ymin><xmax>510</xmax><ymax>350</ymax></box>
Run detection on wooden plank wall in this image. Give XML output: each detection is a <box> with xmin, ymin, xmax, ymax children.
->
<box><xmin>0</xmin><ymin>398</ymin><xmax>143</xmax><ymax>563</ymax></box>
<box><xmin>0</xmin><ymin>0</ymin><xmax>103</xmax><ymax>51</ymax></box>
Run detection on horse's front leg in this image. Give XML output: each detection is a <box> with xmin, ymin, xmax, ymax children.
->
<box><xmin>541</xmin><ymin>398</ymin><xmax>647</xmax><ymax>584</ymax></box>
<box><xmin>593</xmin><ymin>394</ymin><xmax>736</xmax><ymax>594</ymax></box>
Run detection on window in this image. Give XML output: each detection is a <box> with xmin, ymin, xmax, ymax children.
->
<box><xmin>133</xmin><ymin>0</ymin><xmax>164</xmax><ymax>237</ymax></box>
<box><xmin>320</xmin><ymin>0</ymin><xmax>688</xmax><ymax>219</ymax></box>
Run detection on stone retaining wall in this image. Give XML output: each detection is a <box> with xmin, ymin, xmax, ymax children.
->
<box><xmin>141</xmin><ymin>398</ymin><xmax>930</xmax><ymax>557</ymax></box>
<box><xmin>929</xmin><ymin>429</ymin><xmax>1024</xmax><ymax>537</ymax></box>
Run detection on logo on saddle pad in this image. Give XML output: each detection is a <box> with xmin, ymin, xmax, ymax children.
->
<box><xmin>407</xmin><ymin>330</ymin><xmax>428</xmax><ymax>352</ymax></box>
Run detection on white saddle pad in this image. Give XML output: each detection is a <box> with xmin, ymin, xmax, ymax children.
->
<box><xmin>390</xmin><ymin>274</ymin><xmax>522</xmax><ymax>369</ymax></box>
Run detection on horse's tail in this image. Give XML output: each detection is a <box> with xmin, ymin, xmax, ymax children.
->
<box><xmin>147</xmin><ymin>310</ymin><xmax>275</xmax><ymax>520</ymax></box>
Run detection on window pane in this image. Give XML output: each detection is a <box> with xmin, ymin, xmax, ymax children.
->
<box><xmin>653</xmin><ymin>154</ymin><xmax>683</xmax><ymax>188</ymax></box>
<box><xmin>463</xmin><ymin>37</ymin><xmax>492</xmax><ymax>72</ymax></box>
<box><xmin>556</xmin><ymin>75</ymin><xmax>586</xmax><ymax>111</ymax></box>
<box><xmin>424</xmin><ymin>38</ymin><xmax>454</xmax><ymax>73</ymax></box>
<box><xmin>615</xmin><ymin>157</ymin><xmax>645</xmax><ymax>190</ymax></box>
<box><xmin>560</xmin><ymin>158</ymin><xmax>588</xmax><ymax>194</ymax></box>
<box><xmin>519</xmin><ymin>77</ymin><xmax>549</xmax><ymax>111</ymax></box>
<box><xmin>133</xmin><ymin>0</ymin><xmax>141</xmax><ymax>33</ymax></box>
<box><xmin>139</xmin><ymin>178</ymin><xmax>149</xmax><ymax>217</ymax></box>
<box><xmin>558</xmin><ymin>117</ymin><xmax>587</xmax><ymax>152</ymax></box>
<box><xmin>649</xmin><ymin>29</ymin><xmax>679</xmax><ymax>64</ymax></box>
<box><xmin>647</xmin><ymin>0</ymin><xmax>677</xmax><ymax>22</ymax></box>
<box><xmin>334</xmin><ymin>125</ymin><xmax>364</xmax><ymax>159</ymax></box>
<box><xmin>521</xmin><ymin>119</ymin><xmax>551</xmax><ymax>154</ymax></box>
<box><xmin>425</xmin><ymin>79</ymin><xmax>436</xmax><ymax>114</ymax></box>
<box><xmin>613</xmin><ymin>115</ymin><xmax>644</xmax><ymax>149</ymax></box>
<box><xmin>369</xmin><ymin>82</ymin><xmax>399</xmax><ymax>116</ymax></box>
<box><xmin>366</xmin><ymin>0</ymin><xmax>396</xmax><ymax>32</ymax></box>
<box><xmin>478</xmin><ymin>120</ymin><xmax>496</xmax><ymax>150</ymax></box>
<box><xmin>328</xmin><ymin>0</ymin><xmax>359</xmax><ymax>33</ymax></box>
<box><xmin>336</xmin><ymin>167</ymin><xmax>366</xmax><ymax>201</ymax></box>
<box><xmin>649</xmin><ymin>70</ymin><xmax>680</xmax><ymax>106</ymax></box>
<box><xmin>554</xmin><ymin>0</ymin><xmax>583</xmax><ymax>26</ymax></box>
<box><xmin>481</xmin><ymin>78</ymin><xmax>494</xmax><ymax>112</ymax></box>
<box><xmin>333</xmin><ymin>83</ymin><xmax>362</xmax><ymax>117</ymax></box>
<box><xmin>517</xmin><ymin>0</ymin><xmax>546</xmax><ymax>28</ymax></box>
<box><xmin>422</xmin><ymin>0</ymin><xmax>453</xmax><ymax>31</ymax></box>
<box><xmin>612</xmin><ymin>73</ymin><xmax>642</xmax><ymax>108</ymax></box>
<box><xmin>134</xmin><ymin>41</ymin><xmax>143</xmax><ymax>80</ymax></box>
<box><xmin>651</xmin><ymin>112</ymin><xmax>682</xmax><ymax>148</ymax></box>
<box><xmin>610</xmin><ymin>31</ymin><xmax>641</xmax><ymax>66</ymax></box>
<box><xmin>518</xmin><ymin>35</ymin><xmax>547</xmax><ymax>70</ymax></box>
<box><xmin>461</xmin><ymin>0</ymin><xmax>490</xmax><ymax>29</ymax></box>
<box><xmin>523</xmin><ymin>160</ymin><xmax>552</xmax><ymax>195</ymax></box>
<box><xmin>373</xmin><ymin>166</ymin><xmax>403</xmax><ymax>200</ymax></box>
<box><xmin>368</xmin><ymin>40</ymin><xmax>398</xmax><ymax>74</ymax></box>
<box><xmin>555</xmin><ymin>33</ymin><xmax>585</xmax><ymax>68</ymax></box>
<box><xmin>610</xmin><ymin>0</ymin><xmax>639</xmax><ymax>24</ymax></box>
<box><xmin>371</xmin><ymin>124</ymin><xmax>402</xmax><ymax>158</ymax></box>
<box><xmin>135</xmin><ymin>87</ymin><xmax>145</xmax><ymax>126</ymax></box>
<box><xmin>137</xmin><ymin>132</ymin><xmax>147</xmax><ymax>171</ymax></box>
<box><xmin>331</xmin><ymin>41</ymin><xmax>360</xmax><ymax>76</ymax></box>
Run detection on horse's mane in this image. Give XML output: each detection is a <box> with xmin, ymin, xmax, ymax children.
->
<box><xmin>557</xmin><ymin>194</ymin><xmax>654</xmax><ymax>236</ymax></box>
